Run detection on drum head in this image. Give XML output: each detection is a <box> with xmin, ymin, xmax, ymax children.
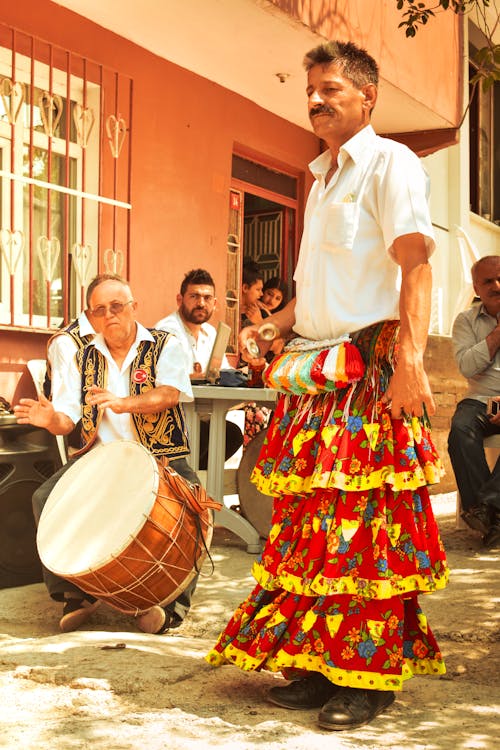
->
<box><xmin>37</xmin><ymin>441</ymin><xmax>159</xmax><ymax>576</ymax></box>
<box><xmin>236</xmin><ymin>430</ymin><xmax>273</xmax><ymax>539</ymax></box>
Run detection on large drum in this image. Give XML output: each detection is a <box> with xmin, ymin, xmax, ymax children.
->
<box><xmin>37</xmin><ymin>441</ymin><xmax>217</xmax><ymax>614</ymax></box>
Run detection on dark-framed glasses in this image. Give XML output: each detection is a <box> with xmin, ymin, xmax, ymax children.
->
<box><xmin>90</xmin><ymin>300</ymin><xmax>134</xmax><ymax>317</ymax></box>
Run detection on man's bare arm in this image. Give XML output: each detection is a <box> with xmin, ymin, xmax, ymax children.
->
<box><xmin>384</xmin><ymin>233</ymin><xmax>435</xmax><ymax>418</ymax></box>
<box><xmin>239</xmin><ymin>298</ymin><xmax>296</xmax><ymax>364</ymax></box>
<box><xmin>85</xmin><ymin>384</ymin><xmax>180</xmax><ymax>414</ymax></box>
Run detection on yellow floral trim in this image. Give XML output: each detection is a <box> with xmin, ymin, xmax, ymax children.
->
<box><xmin>264</xmin><ymin>610</ymin><xmax>288</xmax><ymax>629</ymax></box>
<box><xmin>363</xmin><ymin>423</ymin><xmax>380</xmax><ymax>450</ymax></box>
<box><xmin>321</xmin><ymin>424</ymin><xmax>340</xmax><ymax>448</ymax></box>
<box><xmin>387</xmin><ymin>524</ymin><xmax>402</xmax><ymax>544</ymax></box>
<box><xmin>366</xmin><ymin>619</ymin><xmax>386</xmax><ymax>645</ymax></box>
<box><xmin>292</xmin><ymin>429</ymin><xmax>316</xmax><ymax>456</ymax></box>
<box><xmin>268</xmin><ymin>523</ymin><xmax>281</xmax><ymax>543</ymax></box>
<box><xmin>417</xmin><ymin>611</ymin><xmax>429</xmax><ymax>635</ymax></box>
<box><xmin>313</xmin><ymin>515</ymin><xmax>333</xmax><ymax>534</ymax></box>
<box><xmin>411</xmin><ymin>417</ymin><xmax>423</xmax><ymax>444</ymax></box>
<box><xmin>252</xmin><ymin>560</ymin><xmax>450</xmax><ymax>599</ymax></box>
<box><xmin>341</xmin><ymin>519</ymin><xmax>360</xmax><ymax>541</ymax></box>
<box><xmin>301</xmin><ymin>610</ymin><xmax>317</xmax><ymax>632</ymax></box>
<box><xmin>371</xmin><ymin>517</ymin><xmax>383</xmax><ymax>543</ymax></box>
<box><xmin>326</xmin><ymin>613</ymin><xmax>344</xmax><ymax>637</ymax></box>
<box><xmin>205</xmin><ymin>644</ymin><xmax>446</xmax><ymax>691</ymax></box>
<box><xmin>252</xmin><ymin>459</ymin><xmax>444</xmax><ymax>498</ymax></box>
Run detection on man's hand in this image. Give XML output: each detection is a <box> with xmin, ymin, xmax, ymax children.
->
<box><xmin>384</xmin><ymin>359</ymin><xmax>435</xmax><ymax>419</ymax></box>
<box><xmin>14</xmin><ymin>393</ymin><xmax>56</xmax><ymax>428</ymax></box>
<box><xmin>485</xmin><ymin>322</ymin><xmax>500</xmax><ymax>360</ymax></box>
<box><xmin>86</xmin><ymin>384</ymin><xmax>180</xmax><ymax>414</ymax></box>
<box><xmin>242</xmin><ymin>302</ymin><xmax>264</xmax><ymax>325</ymax></box>
<box><xmin>85</xmin><ymin>386</ymin><xmax>125</xmax><ymax>413</ymax></box>
<box><xmin>239</xmin><ymin>299</ymin><xmax>296</xmax><ymax>365</ymax></box>
<box><xmin>239</xmin><ymin>325</ymin><xmax>270</xmax><ymax>366</ymax></box>
<box><xmin>13</xmin><ymin>393</ymin><xmax>74</xmax><ymax>434</ymax></box>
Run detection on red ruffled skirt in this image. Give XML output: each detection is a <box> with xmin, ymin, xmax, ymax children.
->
<box><xmin>206</xmin><ymin>321</ymin><xmax>448</xmax><ymax>691</ymax></box>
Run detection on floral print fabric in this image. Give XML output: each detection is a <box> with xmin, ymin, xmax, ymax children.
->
<box><xmin>206</xmin><ymin>321</ymin><xmax>448</xmax><ymax>691</ymax></box>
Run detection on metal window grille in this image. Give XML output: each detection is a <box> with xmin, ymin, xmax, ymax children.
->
<box><xmin>0</xmin><ymin>22</ymin><xmax>132</xmax><ymax>330</ymax></box>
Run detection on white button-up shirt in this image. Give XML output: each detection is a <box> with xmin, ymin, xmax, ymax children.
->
<box><xmin>52</xmin><ymin>322</ymin><xmax>193</xmax><ymax>445</ymax></box>
<box><xmin>452</xmin><ymin>302</ymin><xmax>500</xmax><ymax>403</ymax></box>
<box><xmin>47</xmin><ymin>311</ymin><xmax>96</xmax><ymax>397</ymax></box>
<box><xmin>294</xmin><ymin>125</ymin><xmax>435</xmax><ymax>340</ymax></box>
<box><xmin>155</xmin><ymin>311</ymin><xmax>230</xmax><ymax>372</ymax></box>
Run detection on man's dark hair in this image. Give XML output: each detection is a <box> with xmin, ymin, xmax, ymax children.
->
<box><xmin>303</xmin><ymin>40</ymin><xmax>379</xmax><ymax>89</ymax></box>
<box><xmin>242</xmin><ymin>259</ymin><xmax>263</xmax><ymax>287</ymax></box>
<box><xmin>86</xmin><ymin>273</ymin><xmax>129</xmax><ymax>307</ymax></box>
<box><xmin>180</xmin><ymin>268</ymin><xmax>215</xmax><ymax>296</ymax></box>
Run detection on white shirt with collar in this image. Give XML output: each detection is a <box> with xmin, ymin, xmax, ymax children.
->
<box><xmin>47</xmin><ymin>311</ymin><xmax>96</xmax><ymax>399</ymax></box>
<box><xmin>52</xmin><ymin>322</ymin><xmax>193</xmax><ymax>445</ymax></box>
<box><xmin>155</xmin><ymin>310</ymin><xmax>230</xmax><ymax>373</ymax></box>
<box><xmin>452</xmin><ymin>301</ymin><xmax>500</xmax><ymax>403</ymax></box>
<box><xmin>293</xmin><ymin>124</ymin><xmax>436</xmax><ymax>341</ymax></box>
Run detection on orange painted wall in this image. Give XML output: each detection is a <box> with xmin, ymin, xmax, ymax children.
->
<box><xmin>0</xmin><ymin>0</ymin><xmax>319</xmax><ymax>401</ymax></box>
<box><xmin>273</xmin><ymin>0</ymin><xmax>462</xmax><ymax>126</ymax></box>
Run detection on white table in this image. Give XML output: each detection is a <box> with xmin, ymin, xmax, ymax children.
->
<box><xmin>183</xmin><ymin>385</ymin><xmax>277</xmax><ymax>553</ymax></box>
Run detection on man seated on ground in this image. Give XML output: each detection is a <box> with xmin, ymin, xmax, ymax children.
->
<box><xmin>155</xmin><ymin>268</ymin><xmax>243</xmax><ymax>469</ymax></box>
<box><xmin>15</xmin><ymin>273</ymin><xmax>198</xmax><ymax>634</ymax></box>
<box><xmin>448</xmin><ymin>254</ymin><xmax>500</xmax><ymax>549</ymax></box>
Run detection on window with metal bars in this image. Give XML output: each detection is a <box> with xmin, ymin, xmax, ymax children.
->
<box><xmin>0</xmin><ymin>23</ymin><xmax>132</xmax><ymax>330</ymax></box>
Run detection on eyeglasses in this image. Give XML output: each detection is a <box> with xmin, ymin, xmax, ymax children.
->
<box><xmin>90</xmin><ymin>300</ymin><xmax>134</xmax><ymax>317</ymax></box>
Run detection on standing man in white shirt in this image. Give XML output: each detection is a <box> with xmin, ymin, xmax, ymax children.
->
<box><xmin>15</xmin><ymin>274</ymin><xmax>197</xmax><ymax>636</ymax></box>
<box><xmin>207</xmin><ymin>40</ymin><xmax>448</xmax><ymax>732</ymax></box>
<box><xmin>155</xmin><ymin>268</ymin><xmax>243</xmax><ymax>468</ymax></box>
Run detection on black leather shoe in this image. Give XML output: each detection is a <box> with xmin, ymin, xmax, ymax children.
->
<box><xmin>268</xmin><ymin>672</ymin><xmax>339</xmax><ymax>710</ymax></box>
<box><xmin>318</xmin><ymin>687</ymin><xmax>395</xmax><ymax>730</ymax></box>
<box><xmin>461</xmin><ymin>504</ymin><xmax>493</xmax><ymax>536</ymax></box>
<box><xmin>483</xmin><ymin>520</ymin><xmax>500</xmax><ymax>549</ymax></box>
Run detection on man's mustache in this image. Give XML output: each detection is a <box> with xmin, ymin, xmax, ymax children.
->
<box><xmin>310</xmin><ymin>105</ymin><xmax>335</xmax><ymax>117</ymax></box>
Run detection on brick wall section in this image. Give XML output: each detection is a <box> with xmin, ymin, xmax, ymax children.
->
<box><xmin>424</xmin><ymin>334</ymin><xmax>467</xmax><ymax>494</ymax></box>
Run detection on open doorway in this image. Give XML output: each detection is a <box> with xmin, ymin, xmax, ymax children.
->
<box><xmin>243</xmin><ymin>193</ymin><xmax>295</xmax><ymax>291</ymax></box>
<box><xmin>224</xmin><ymin>153</ymin><xmax>300</xmax><ymax>355</ymax></box>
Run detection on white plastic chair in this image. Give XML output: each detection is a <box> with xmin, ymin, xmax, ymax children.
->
<box><xmin>452</xmin><ymin>225</ymin><xmax>482</xmax><ymax>321</ymax></box>
<box><xmin>26</xmin><ymin>359</ymin><xmax>67</xmax><ymax>465</ymax></box>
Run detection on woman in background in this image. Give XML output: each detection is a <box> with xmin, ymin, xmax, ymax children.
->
<box><xmin>260</xmin><ymin>277</ymin><xmax>287</xmax><ymax>315</ymax></box>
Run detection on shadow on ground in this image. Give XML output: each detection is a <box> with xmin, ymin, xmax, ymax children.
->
<box><xmin>0</xmin><ymin>493</ymin><xmax>498</xmax><ymax>750</ymax></box>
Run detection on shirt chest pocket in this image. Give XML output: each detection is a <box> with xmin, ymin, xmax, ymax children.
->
<box><xmin>321</xmin><ymin>202</ymin><xmax>360</xmax><ymax>254</ymax></box>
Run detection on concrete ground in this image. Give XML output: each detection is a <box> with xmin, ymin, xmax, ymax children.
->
<box><xmin>0</xmin><ymin>491</ymin><xmax>498</xmax><ymax>750</ymax></box>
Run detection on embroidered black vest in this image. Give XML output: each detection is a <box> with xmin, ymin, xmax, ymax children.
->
<box><xmin>76</xmin><ymin>329</ymin><xmax>190</xmax><ymax>459</ymax></box>
<box><xmin>43</xmin><ymin>319</ymin><xmax>94</xmax><ymax>398</ymax></box>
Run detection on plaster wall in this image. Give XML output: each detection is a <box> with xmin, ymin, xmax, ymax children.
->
<box><xmin>0</xmin><ymin>0</ymin><xmax>319</xmax><ymax>400</ymax></box>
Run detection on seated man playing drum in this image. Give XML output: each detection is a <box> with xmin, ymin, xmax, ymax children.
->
<box><xmin>15</xmin><ymin>273</ymin><xmax>198</xmax><ymax>635</ymax></box>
